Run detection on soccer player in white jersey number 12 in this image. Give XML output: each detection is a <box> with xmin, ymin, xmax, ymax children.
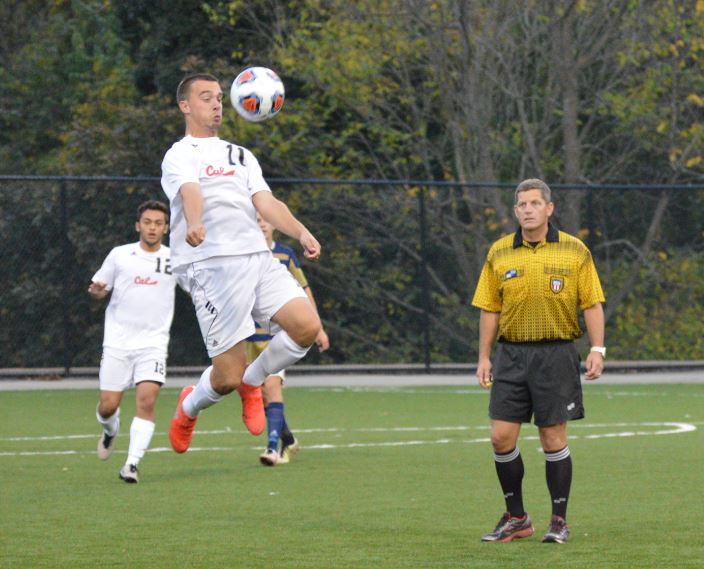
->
<box><xmin>89</xmin><ymin>200</ymin><xmax>177</xmax><ymax>484</ymax></box>
<box><xmin>160</xmin><ymin>73</ymin><xmax>322</xmax><ymax>455</ymax></box>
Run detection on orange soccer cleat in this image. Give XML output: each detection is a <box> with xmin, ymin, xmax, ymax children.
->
<box><xmin>237</xmin><ymin>383</ymin><xmax>265</xmax><ymax>436</ymax></box>
<box><xmin>169</xmin><ymin>385</ymin><xmax>198</xmax><ymax>453</ymax></box>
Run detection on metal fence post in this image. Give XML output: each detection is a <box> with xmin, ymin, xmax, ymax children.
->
<box><xmin>60</xmin><ymin>182</ymin><xmax>72</xmax><ymax>376</ymax></box>
<box><xmin>418</xmin><ymin>186</ymin><xmax>432</xmax><ymax>371</ymax></box>
<box><xmin>586</xmin><ymin>188</ymin><xmax>596</xmax><ymax>251</ymax></box>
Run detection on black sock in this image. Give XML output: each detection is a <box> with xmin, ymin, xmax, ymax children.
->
<box><xmin>280</xmin><ymin>421</ymin><xmax>295</xmax><ymax>446</ymax></box>
<box><xmin>494</xmin><ymin>448</ymin><xmax>525</xmax><ymax>517</ymax></box>
<box><xmin>545</xmin><ymin>446</ymin><xmax>572</xmax><ymax>519</ymax></box>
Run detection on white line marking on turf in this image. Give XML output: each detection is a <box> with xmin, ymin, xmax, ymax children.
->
<box><xmin>570</xmin><ymin>421</ymin><xmax>702</xmax><ymax>428</ymax></box>
<box><xmin>0</xmin><ymin>450</ymin><xmax>87</xmax><ymax>456</ymax></box>
<box><xmin>296</xmin><ymin>423</ymin><xmax>697</xmax><ymax>450</ymax></box>
<box><xmin>0</xmin><ymin>425</ymin><xmax>488</xmax><ymax>442</ymax></box>
<box><xmin>6</xmin><ymin>420</ymin><xmax>704</xmax><ymax>443</ymax></box>
<box><xmin>0</xmin><ymin>447</ymin><xmax>238</xmax><ymax>457</ymax></box>
<box><xmin>305</xmin><ymin>387</ymin><xmax>690</xmax><ymax>395</ymax></box>
<box><xmin>303</xmin><ymin>438</ymin><xmax>462</xmax><ymax>450</ymax></box>
<box><xmin>0</xmin><ymin>422</ymin><xmax>696</xmax><ymax>457</ymax></box>
<box><xmin>309</xmin><ymin>388</ymin><xmax>488</xmax><ymax>394</ymax></box>
<box><xmin>580</xmin><ymin>422</ymin><xmax>696</xmax><ymax>439</ymax></box>
<box><xmin>2</xmin><ymin>434</ymin><xmax>98</xmax><ymax>442</ymax></box>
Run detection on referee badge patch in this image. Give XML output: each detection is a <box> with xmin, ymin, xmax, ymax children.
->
<box><xmin>550</xmin><ymin>277</ymin><xmax>564</xmax><ymax>293</ymax></box>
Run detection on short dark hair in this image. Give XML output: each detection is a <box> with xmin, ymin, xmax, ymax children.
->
<box><xmin>514</xmin><ymin>178</ymin><xmax>552</xmax><ymax>204</ymax></box>
<box><xmin>137</xmin><ymin>200</ymin><xmax>169</xmax><ymax>224</ymax></box>
<box><xmin>176</xmin><ymin>73</ymin><xmax>220</xmax><ymax>102</ymax></box>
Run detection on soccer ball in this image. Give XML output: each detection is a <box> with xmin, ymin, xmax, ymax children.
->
<box><xmin>230</xmin><ymin>66</ymin><xmax>285</xmax><ymax>122</ymax></box>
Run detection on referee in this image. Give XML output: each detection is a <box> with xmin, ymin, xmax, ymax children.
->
<box><xmin>471</xmin><ymin>178</ymin><xmax>605</xmax><ymax>544</ymax></box>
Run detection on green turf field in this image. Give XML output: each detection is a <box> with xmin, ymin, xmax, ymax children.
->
<box><xmin>1</xmin><ymin>383</ymin><xmax>702</xmax><ymax>568</ymax></box>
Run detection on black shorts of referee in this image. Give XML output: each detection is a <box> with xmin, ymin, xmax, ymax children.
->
<box><xmin>489</xmin><ymin>339</ymin><xmax>584</xmax><ymax>427</ymax></box>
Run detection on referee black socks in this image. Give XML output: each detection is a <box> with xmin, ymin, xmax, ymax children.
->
<box><xmin>494</xmin><ymin>447</ymin><xmax>526</xmax><ymax>517</ymax></box>
<box><xmin>544</xmin><ymin>446</ymin><xmax>572</xmax><ymax>519</ymax></box>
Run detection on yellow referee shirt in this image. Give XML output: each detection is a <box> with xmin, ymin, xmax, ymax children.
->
<box><xmin>471</xmin><ymin>224</ymin><xmax>605</xmax><ymax>342</ymax></box>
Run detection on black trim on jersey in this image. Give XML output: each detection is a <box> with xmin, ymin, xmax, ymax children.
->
<box><xmin>513</xmin><ymin>223</ymin><xmax>559</xmax><ymax>249</ymax></box>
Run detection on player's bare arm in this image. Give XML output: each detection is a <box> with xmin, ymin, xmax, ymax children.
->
<box><xmin>180</xmin><ymin>182</ymin><xmax>207</xmax><ymax>247</ymax></box>
<box><xmin>583</xmin><ymin>302</ymin><xmax>605</xmax><ymax>380</ymax></box>
<box><xmin>252</xmin><ymin>191</ymin><xmax>321</xmax><ymax>260</ymax></box>
<box><xmin>88</xmin><ymin>281</ymin><xmax>109</xmax><ymax>300</ymax></box>
<box><xmin>477</xmin><ymin>310</ymin><xmax>500</xmax><ymax>388</ymax></box>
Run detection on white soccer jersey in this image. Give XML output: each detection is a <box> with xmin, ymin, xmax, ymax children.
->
<box><xmin>160</xmin><ymin>135</ymin><xmax>271</xmax><ymax>268</ymax></box>
<box><xmin>92</xmin><ymin>242</ymin><xmax>176</xmax><ymax>351</ymax></box>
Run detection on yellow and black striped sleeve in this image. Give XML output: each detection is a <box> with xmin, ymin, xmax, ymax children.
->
<box><xmin>288</xmin><ymin>259</ymin><xmax>309</xmax><ymax>288</ymax></box>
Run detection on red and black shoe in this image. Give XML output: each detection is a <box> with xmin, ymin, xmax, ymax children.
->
<box><xmin>481</xmin><ymin>512</ymin><xmax>534</xmax><ymax>542</ymax></box>
<box><xmin>542</xmin><ymin>515</ymin><xmax>570</xmax><ymax>544</ymax></box>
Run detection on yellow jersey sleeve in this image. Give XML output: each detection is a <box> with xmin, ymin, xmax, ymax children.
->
<box><xmin>577</xmin><ymin>250</ymin><xmax>605</xmax><ymax>310</ymax></box>
<box><xmin>472</xmin><ymin>258</ymin><xmax>502</xmax><ymax>313</ymax></box>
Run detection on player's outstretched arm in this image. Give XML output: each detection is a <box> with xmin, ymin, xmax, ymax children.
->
<box><xmin>253</xmin><ymin>191</ymin><xmax>320</xmax><ymax>261</ymax></box>
<box><xmin>88</xmin><ymin>281</ymin><xmax>109</xmax><ymax>300</ymax></box>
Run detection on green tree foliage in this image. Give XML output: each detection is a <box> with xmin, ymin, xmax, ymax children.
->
<box><xmin>113</xmin><ymin>0</ymin><xmax>238</xmax><ymax>98</ymax></box>
<box><xmin>0</xmin><ymin>0</ymin><xmax>137</xmax><ymax>173</ymax></box>
<box><xmin>609</xmin><ymin>251</ymin><xmax>704</xmax><ymax>359</ymax></box>
<box><xmin>603</xmin><ymin>0</ymin><xmax>704</xmax><ymax>182</ymax></box>
<box><xmin>207</xmin><ymin>0</ymin><xmax>703</xmax><ymax>363</ymax></box>
<box><xmin>1</xmin><ymin>0</ymin><xmax>703</xmax><ymax>367</ymax></box>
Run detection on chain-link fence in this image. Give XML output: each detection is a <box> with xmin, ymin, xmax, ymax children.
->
<box><xmin>2</xmin><ymin>176</ymin><xmax>703</xmax><ymax>375</ymax></box>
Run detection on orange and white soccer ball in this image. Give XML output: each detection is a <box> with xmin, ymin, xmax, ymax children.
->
<box><xmin>230</xmin><ymin>66</ymin><xmax>285</xmax><ymax>122</ymax></box>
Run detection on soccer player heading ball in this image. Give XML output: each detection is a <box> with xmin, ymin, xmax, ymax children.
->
<box><xmin>160</xmin><ymin>73</ymin><xmax>322</xmax><ymax>453</ymax></box>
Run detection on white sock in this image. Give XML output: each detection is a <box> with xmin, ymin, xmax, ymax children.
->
<box><xmin>183</xmin><ymin>366</ymin><xmax>223</xmax><ymax>417</ymax></box>
<box><xmin>96</xmin><ymin>404</ymin><xmax>120</xmax><ymax>437</ymax></box>
<box><xmin>243</xmin><ymin>331</ymin><xmax>310</xmax><ymax>386</ymax></box>
<box><xmin>126</xmin><ymin>417</ymin><xmax>155</xmax><ymax>466</ymax></box>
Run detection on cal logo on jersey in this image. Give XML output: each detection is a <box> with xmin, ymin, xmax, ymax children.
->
<box><xmin>550</xmin><ymin>277</ymin><xmax>564</xmax><ymax>293</ymax></box>
<box><xmin>205</xmin><ymin>164</ymin><xmax>235</xmax><ymax>177</ymax></box>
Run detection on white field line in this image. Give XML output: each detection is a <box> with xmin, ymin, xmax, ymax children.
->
<box><xmin>309</xmin><ymin>388</ymin><xmax>704</xmax><ymax>397</ymax></box>
<box><xmin>0</xmin><ymin>422</ymin><xmax>697</xmax><ymax>457</ymax></box>
<box><xmin>4</xmin><ymin>420</ymin><xmax>704</xmax><ymax>442</ymax></box>
<box><xmin>2</xmin><ymin>425</ymin><xmax>485</xmax><ymax>442</ymax></box>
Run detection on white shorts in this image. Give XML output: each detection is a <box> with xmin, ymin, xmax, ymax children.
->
<box><xmin>184</xmin><ymin>252</ymin><xmax>308</xmax><ymax>357</ymax></box>
<box><xmin>99</xmin><ymin>346</ymin><xmax>167</xmax><ymax>392</ymax></box>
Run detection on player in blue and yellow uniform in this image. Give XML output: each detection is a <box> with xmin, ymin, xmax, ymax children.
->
<box><xmin>248</xmin><ymin>214</ymin><xmax>330</xmax><ymax>466</ymax></box>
